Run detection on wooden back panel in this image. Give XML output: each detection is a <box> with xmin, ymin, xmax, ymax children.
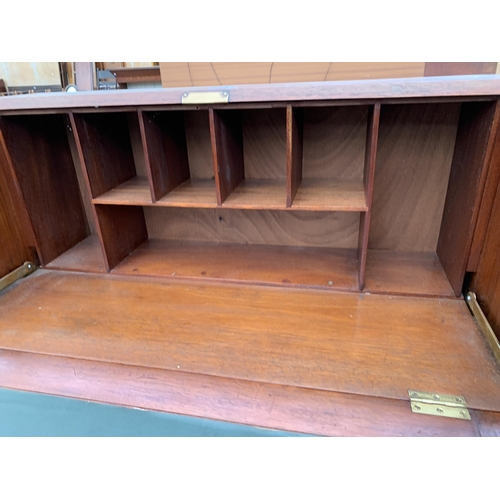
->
<box><xmin>369</xmin><ymin>103</ymin><xmax>460</xmax><ymax>252</ymax></box>
<box><xmin>302</xmin><ymin>106</ymin><xmax>368</xmax><ymax>180</ymax></box>
<box><xmin>242</xmin><ymin>109</ymin><xmax>287</xmax><ymax>179</ymax></box>
<box><xmin>144</xmin><ymin>207</ymin><xmax>359</xmax><ymax>248</ymax></box>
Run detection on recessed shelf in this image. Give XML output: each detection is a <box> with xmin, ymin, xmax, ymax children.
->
<box><xmin>156</xmin><ymin>178</ymin><xmax>217</xmax><ymax>208</ymax></box>
<box><xmin>290</xmin><ymin>179</ymin><xmax>367</xmax><ymax>212</ymax></box>
<box><xmin>222</xmin><ymin>179</ymin><xmax>286</xmax><ymax>210</ymax></box>
<box><xmin>111</xmin><ymin>239</ymin><xmax>359</xmax><ymax>290</ymax></box>
<box><xmin>93</xmin><ymin>177</ymin><xmax>152</xmax><ymax>205</ymax></box>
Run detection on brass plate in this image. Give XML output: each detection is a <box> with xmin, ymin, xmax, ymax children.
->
<box><xmin>408</xmin><ymin>389</ymin><xmax>470</xmax><ymax>420</ymax></box>
<box><xmin>181</xmin><ymin>91</ymin><xmax>229</xmax><ymax>104</ymax></box>
<box><xmin>410</xmin><ymin>401</ymin><xmax>471</xmax><ymax>420</ymax></box>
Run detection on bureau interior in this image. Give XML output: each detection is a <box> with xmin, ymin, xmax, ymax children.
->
<box><xmin>1</xmin><ymin>99</ymin><xmax>490</xmax><ymax>297</ymax></box>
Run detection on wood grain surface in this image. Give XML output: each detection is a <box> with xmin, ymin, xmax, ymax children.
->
<box><xmin>139</xmin><ymin>110</ymin><xmax>190</xmax><ymax>201</ymax></box>
<box><xmin>1</xmin><ymin>347</ymin><xmax>492</xmax><ymax>437</ymax></box>
<box><xmin>94</xmin><ymin>205</ymin><xmax>148</xmax><ymax>270</ymax></box>
<box><xmin>45</xmin><ymin>235</ymin><xmax>106</xmax><ymax>274</ymax></box>
<box><xmin>2</xmin><ymin>75</ymin><xmax>500</xmax><ymax>112</ymax></box>
<box><xmin>437</xmin><ymin>101</ymin><xmax>499</xmax><ymax>295</ymax></box>
<box><xmin>144</xmin><ymin>207</ymin><xmax>359</xmax><ymax>248</ymax></box>
<box><xmin>92</xmin><ymin>177</ymin><xmax>152</xmax><ymax>205</ymax></box>
<box><xmin>358</xmin><ymin>104</ymin><xmax>381</xmax><ymax>289</ymax></box>
<box><xmin>242</xmin><ymin>108</ymin><xmax>287</xmax><ymax>179</ymax></box>
<box><xmin>302</xmin><ymin>105</ymin><xmax>367</xmax><ymax>179</ymax></box>
<box><xmin>0</xmin><ymin>270</ymin><xmax>499</xmax><ymax>412</ymax></box>
<box><xmin>370</xmin><ymin>103</ymin><xmax>460</xmax><ymax>252</ymax></box>
<box><xmin>467</xmin><ymin>103</ymin><xmax>500</xmax><ymax>272</ymax></box>
<box><xmin>184</xmin><ymin>110</ymin><xmax>214</xmax><ymax>179</ymax></box>
<box><xmin>424</xmin><ymin>62</ymin><xmax>497</xmax><ymax>77</ymax></box>
<box><xmin>0</xmin><ymin>133</ymin><xmax>37</xmax><ymax>276</ymax></box>
<box><xmin>0</xmin><ymin>115</ymin><xmax>89</xmax><ymax>265</ymax></box>
<box><xmin>112</xmin><ymin>240</ymin><xmax>358</xmax><ymax>289</ymax></box>
<box><xmin>286</xmin><ymin>105</ymin><xmax>303</xmax><ymax>206</ymax></box>
<box><xmin>71</xmin><ymin>112</ymin><xmax>138</xmax><ymax>198</ymax></box>
<box><xmin>210</xmin><ymin>109</ymin><xmax>244</xmax><ymax>204</ymax></box>
<box><xmin>471</xmin><ymin>170</ymin><xmax>500</xmax><ymax>336</ymax></box>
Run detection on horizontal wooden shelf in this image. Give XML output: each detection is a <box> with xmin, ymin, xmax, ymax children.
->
<box><xmin>156</xmin><ymin>179</ymin><xmax>217</xmax><ymax>208</ymax></box>
<box><xmin>45</xmin><ymin>235</ymin><xmax>106</xmax><ymax>274</ymax></box>
<box><xmin>222</xmin><ymin>179</ymin><xmax>287</xmax><ymax>210</ymax></box>
<box><xmin>291</xmin><ymin>179</ymin><xmax>367</xmax><ymax>211</ymax></box>
<box><xmin>92</xmin><ymin>177</ymin><xmax>152</xmax><ymax>206</ymax></box>
<box><xmin>112</xmin><ymin>239</ymin><xmax>359</xmax><ymax>290</ymax></box>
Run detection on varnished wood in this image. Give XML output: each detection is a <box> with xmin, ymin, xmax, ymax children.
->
<box><xmin>74</xmin><ymin>62</ymin><xmax>94</xmax><ymax>91</ymax></box>
<box><xmin>467</xmin><ymin>104</ymin><xmax>500</xmax><ymax>272</ymax></box>
<box><xmin>290</xmin><ymin>179</ymin><xmax>367</xmax><ymax>211</ymax></box>
<box><xmin>184</xmin><ymin>110</ymin><xmax>214</xmax><ymax>179</ymax></box>
<box><xmin>0</xmin><ymin>348</ymin><xmax>487</xmax><ymax>437</ymax></box>
<box><xmin>286</xmin><ymin>105</ymin><xmax>302</xmax><ymax>206</ymax></box>
<box><xmin>302</xmin><ymin>105</ymin><xmax>367</xmax><ymax>179</ymax></box>
<box><xmin>71</xmin><ymin>112</ymin><xmax>142</xmax><ymax>199</ymax></box>
<box><xmin>45</xmin><ymin>235</ymin><xmax>106</xmax><ymax>274</ymax></box>
<box><xmin>209</xmin><ymin>109</ymin><xmax>244</xmax><ymax>204</ymax></box>
<box><xmin>471</xmin><ymin>171</ymin><xmax>500</xmax><ymax>336</ymax></box>
<box><xmin>112</xmin><ymin>240</ymin><xmax>358</xmax><ymax>290</ymax></box>
<box><xmin>144</xmin><ymin>207</ymin><xmax>359</xmax><ymax>248</ymax></box>
<box><xmin>222</xmin><ymin>179</ymin><xmax>286</xmax><ymax>209</ymax></box>
<box><xmin>365</xmin><ymin>251</ymin><xmax>455</xmax><ymax>298</ymax></box>
<box><xmin>0</xmin><ymin>134</ymin><xmax>37</xmax><ymax>276</ymax></box>
<box><xmin>92</xmin><ymin>177</ymin><xmax>153</xmax><ymax>205</ymax></box>
<box><xmin>358</xmin><ymin>103</ymin><xmax>381</xmax><ymax>289</ymax></box>
<box><xmin>1</xmin><ymin>270</ymin><xmax>499</xmax><ymax>412</ymax></box>
<box><xmin>2</xmin><ymin>75</ymin><xmax>500</xmax><ymax>112</ymax></box>
<box><xmin>437</xmin><ymin>101</ymin><xmax>499</xmax><ymax>296</ymax></box>
<box><xmin>156</xmin><ymin>179</ymin><xmax>217</xmax><ymax>208</ymax></box>
<box><xmin>0</xmin><ymin>114</ymin><xmax>89</xmax><ymax>266</ymax></box>
<box><xmin>242</xmin><ymin>109</ymin><xmax>287</xmax><ymax>179</ymax></box>
<box><xmin>139</xmin><ymin>110</ymin><xmax>190</xmax><ymax>201</ymax></box>
<box><xmin>370</xmin><ymin>103</ymin><xmax>460</xmax><ymax>252</ymax></box>
<box><xmin>94</xmin><ymin>205</ymin><xmax>148</xmax><ymax>271</ymax></box>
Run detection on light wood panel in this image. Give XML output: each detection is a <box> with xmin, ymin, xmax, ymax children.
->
<box><xmin>370</xmin><ymin>103</ymin><xmax>460</xmax><ymax>252</ymax></box>
<box><xmin>156</xmin><ymin>179</ymin><xmax>217</xmax><ymax>208</ymax></box>
<box><xmin>222</xmin><ymin>179</ymin><xmax>286</xmax><ymax>209</ymax></box>
<box><xmin>144</xmin><ymin>207</ymin><xmax>360</xmax><ymax>248</ymax></box>
<box><xmin>1</xmin><ymin>271</ymin><xmax>499</xmax><ymax>411</ymax></box>
<box><xmin>92</xmin><ymin>177</ymin><xmax>152</xmax><ymax>205</ymax></box>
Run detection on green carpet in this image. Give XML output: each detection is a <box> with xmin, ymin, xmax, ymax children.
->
<box><xmin>0</xmin><ymin>388</ymin><xmax>307</xmax><ymax>437</ymax></box>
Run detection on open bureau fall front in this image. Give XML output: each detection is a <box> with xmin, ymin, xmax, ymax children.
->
<box><xmin>1</xmin><ymin>76</ymin><xmax>500</xmax><ymax>436</ymax></box>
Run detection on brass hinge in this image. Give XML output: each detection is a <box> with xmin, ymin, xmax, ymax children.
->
<box><xmin>181</xmin><ymin>91</ymin><xmax>229</xmax><ymax>104</ymax></box>
<box><xmin>466</xmin><ymin>291</ymin><xmax>500</xmax><ymax>366</ymax></box>
<box><xmin>408</xmin><ymin>390</ymin><xmax>471</xmax><ymax>420</ymax></box>
<box><xmin>0</xmin><ymin>261</ymin><xmax>37</xmax><ymax>293</ymax></box>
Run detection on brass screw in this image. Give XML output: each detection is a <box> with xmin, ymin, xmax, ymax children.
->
<box><xmin>460</xmin><ymin>411</ymin><xmax>467</xmax><ymax>418</ymax></box>
<box><xmin>433</xmin><ymin>394</ymin><xmax>440</xmax><ymax>400</ymax></box>
<box><xmin>414</xmin><ymin>405</ymin><xmax>421</xmax><ymax>411</ymax></box>
<box><xmin>436</xmin><ymin>408</ymin><xmax>444</xmax><ymax>414</ymax></box>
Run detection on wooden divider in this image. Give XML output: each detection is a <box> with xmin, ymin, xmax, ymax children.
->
<box><xmin>139</xmin><ymin>109</ymin><xmax>190</xmax><ymax>202</ymax></box>
<box><xmin>358</xmin><ymin>103</ymin><xmax>381</xmax><ymax>290</ymax></box>
<box><xmin>209</xmin><ymin>108</ymin><xmax>244</xmax><ymax>205</ymax></box>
